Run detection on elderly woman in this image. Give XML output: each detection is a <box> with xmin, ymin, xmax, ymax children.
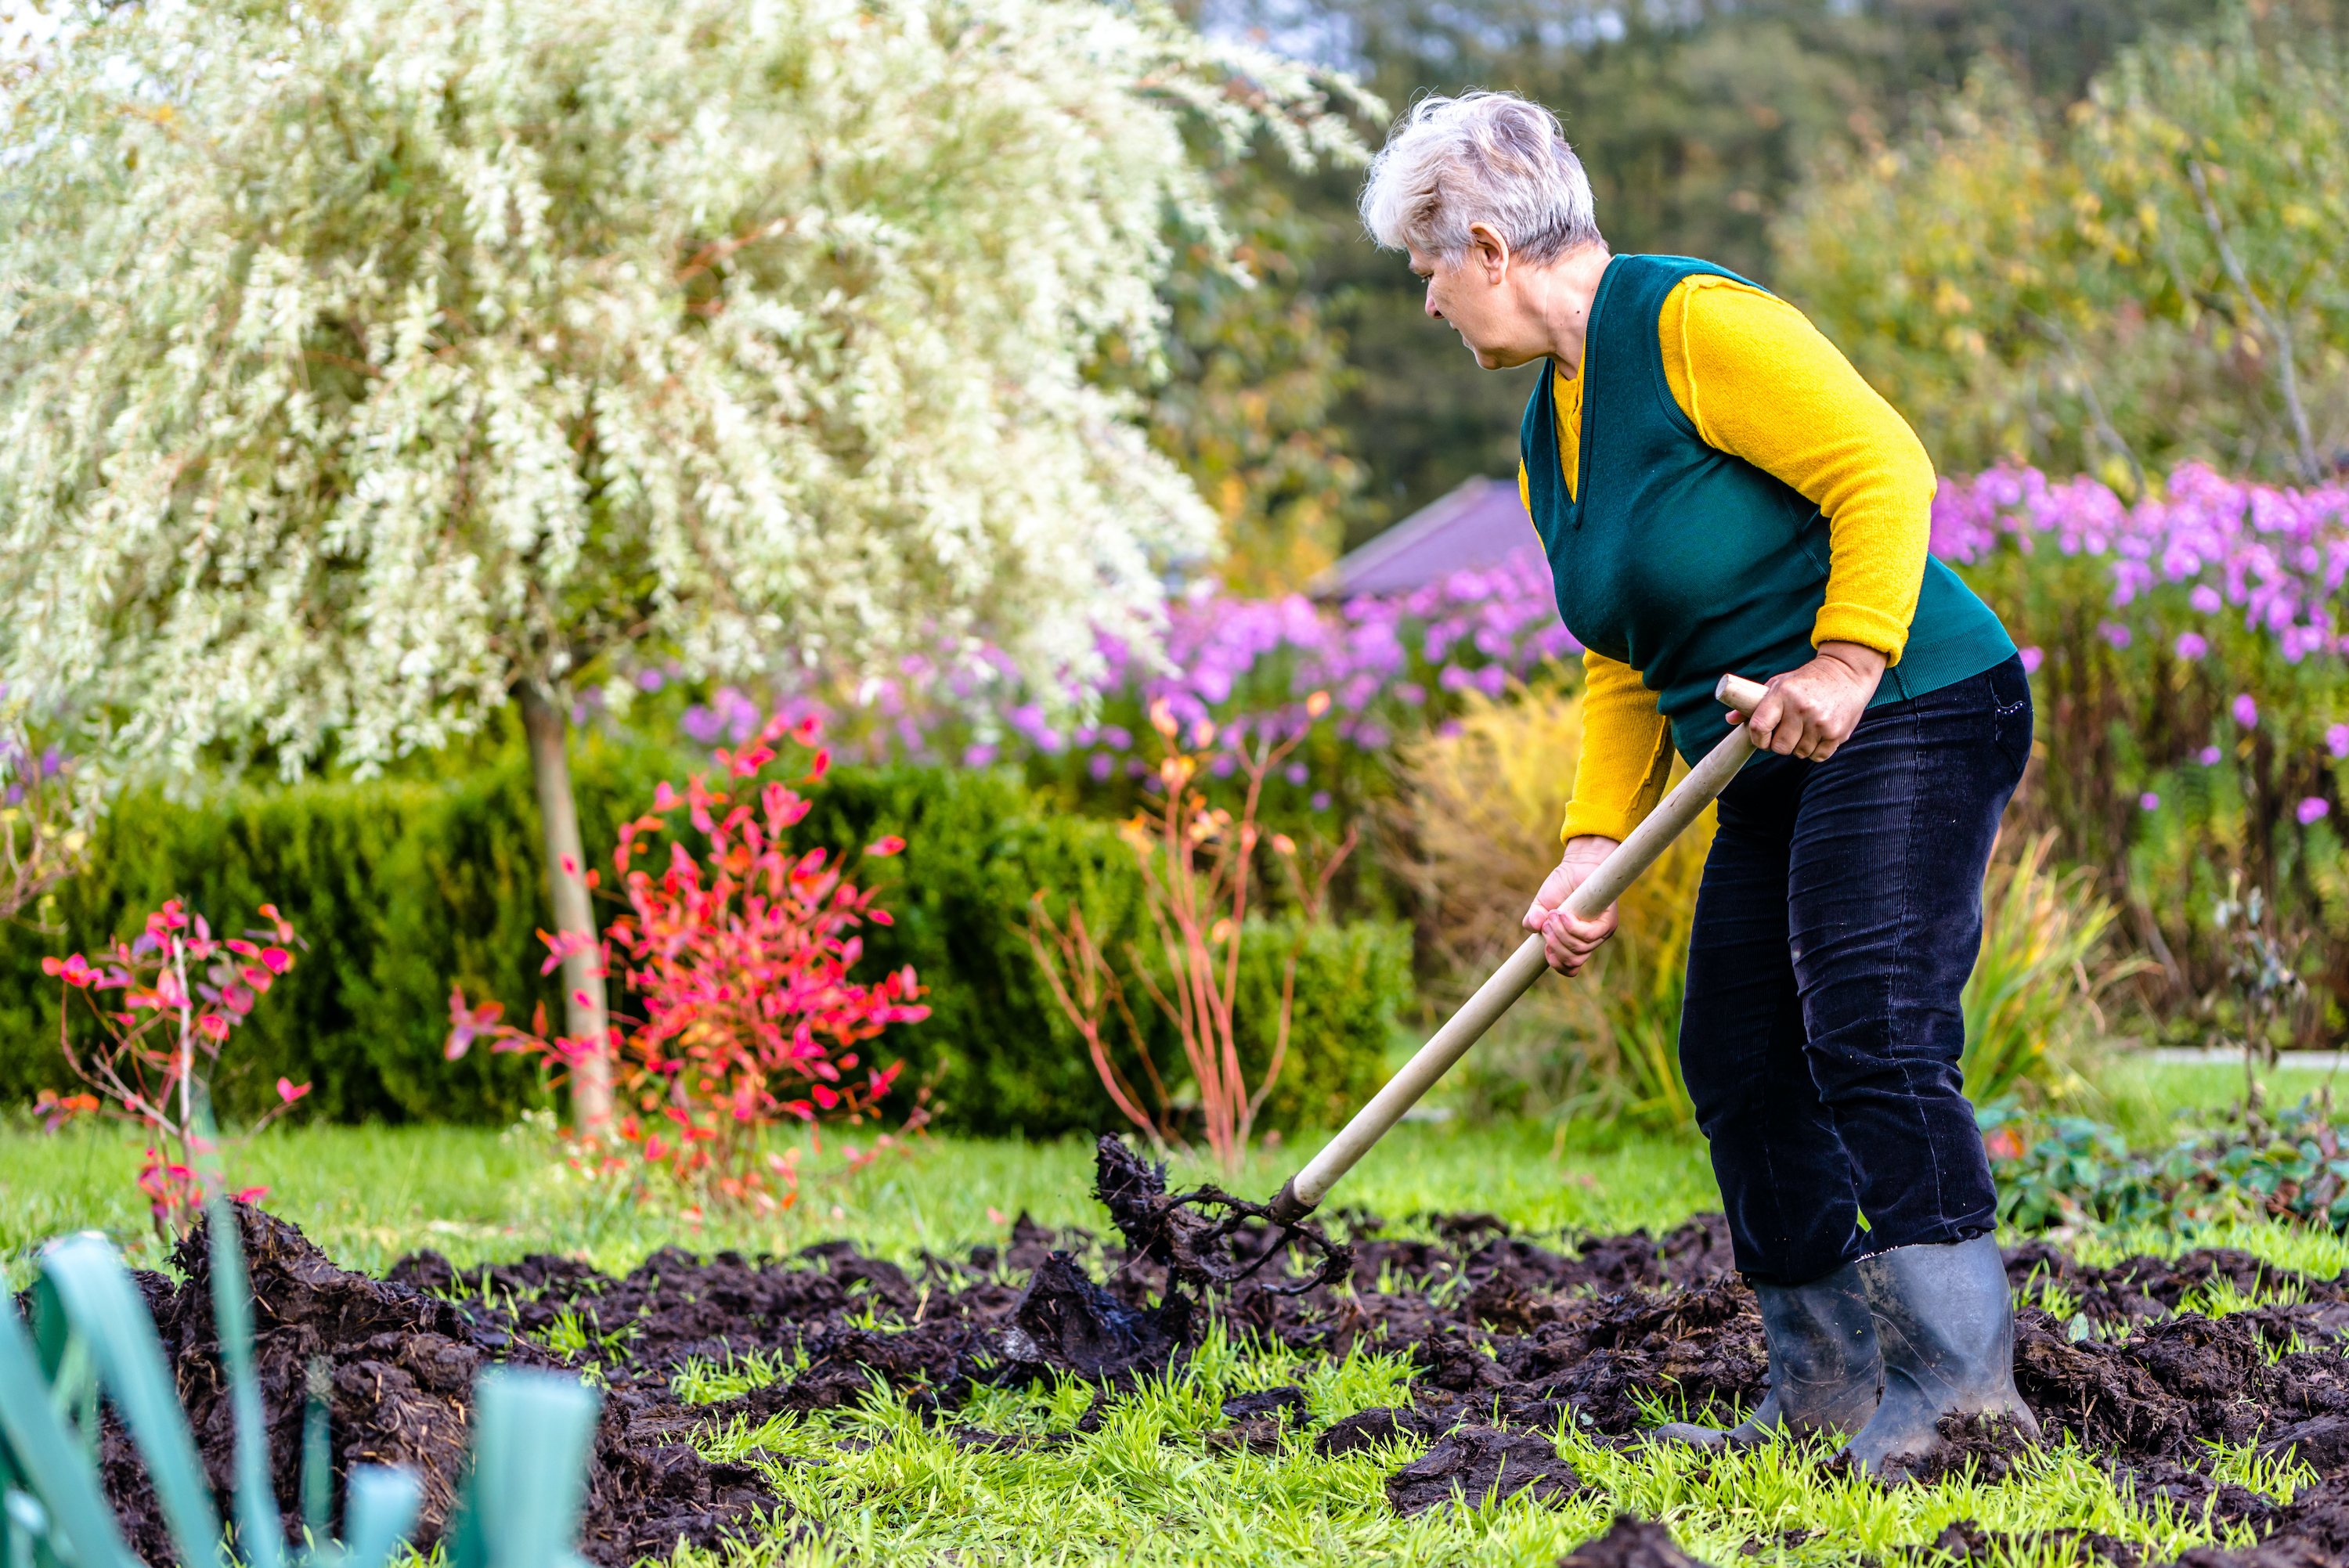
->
<box><xmin>1359</xmin><ymin>92</ymin><xmax>2038</xmax><ymax>1472</ymax></box>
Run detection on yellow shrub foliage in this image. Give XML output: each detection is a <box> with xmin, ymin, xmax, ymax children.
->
<box><xmin>1396</xmin><ymin>680</ymin><xmax>1711</xmax><ymax>1126</ymax></box>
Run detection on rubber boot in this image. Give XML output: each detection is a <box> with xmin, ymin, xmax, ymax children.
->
<box><xmin>1841</xmin><ymin>1234</ymin><xmax>2040</xmax><ymax>1476</ymax></box>
<box><xmin>1651</xmin><ymin>1261</ymin><xmax>1882</xmax><ymax>1450</ymax></box>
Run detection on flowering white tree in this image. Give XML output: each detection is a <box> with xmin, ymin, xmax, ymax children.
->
<box><xmin>0</xmin><ymin>0</ymin><xmax>1364</xmax><ymax>1124</ymax></box>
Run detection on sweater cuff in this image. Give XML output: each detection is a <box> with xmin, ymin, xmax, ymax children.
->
<box><xmin>1559</xmin><ymin>799</ymin><xmax>1644</xmax><ymax>845</ymax></box>
<box><xmin>1813</xmin><ymin>600</ymin><xmax>1911</xmax><ymax>664</ymax></box>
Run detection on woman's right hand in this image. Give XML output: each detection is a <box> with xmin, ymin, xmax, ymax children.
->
<box><xmin>1522</xmin><ymin>835</ymin><xmax>1622</xmax><ymax>975</ymax></box>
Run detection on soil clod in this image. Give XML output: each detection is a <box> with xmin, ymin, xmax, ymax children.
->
<box><xmin>1881</xmin><ymin>1412</ymin><xmax>2038</xmax><ymax>1487</ymax></box>
<box><xmin>1314</xmin><ymin>1406</ymin><xmax>1445</xmax><ymax>1458</ymax></box>
<box><xmin>1557</xmin><ymin>1514</ymin><xmax>1719</xmax><ymax>1568</ymax></box>
<box><xmin>1092</xmin><ymin>1136</ymin><xmax>1352</xmax><ymax>1296</ymax></box>
<box><xmin>1383</xmin><ymin>1425</ymin><xmax>1579</xmax><ymax>1516</ymax></box>
<box><xmin>1917</xmin><ymin>1518</ymin><xmax>2143</xmax><ymax>1567</ymax></box>
<box><xmin>998</xmin><ymin>1250</ymin><xmax>1194</xmax><ymax>1382</ymax></box>
<box><xmin>1207</xmin><ymin>1385</ymin><xmax>1309</xmax><ymax>1452</ymax></box>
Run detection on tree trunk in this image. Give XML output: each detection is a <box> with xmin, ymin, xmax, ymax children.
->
<box><xmin>518</xmin><ymin>681</ymin><xmax>614</xmax><ymax>1133</ymax></box>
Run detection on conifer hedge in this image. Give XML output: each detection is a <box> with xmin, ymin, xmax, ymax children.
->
<box><xmin>0</xmin><ymin>743</ymin><xmax>1408</xmax><ymax>1137</ymax></box>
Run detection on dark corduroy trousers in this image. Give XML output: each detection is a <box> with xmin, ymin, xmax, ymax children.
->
<box><xmin>1679</xmin><ymin>652</ymin><xmax>2033</xmax><ymax>1286</ymax></box>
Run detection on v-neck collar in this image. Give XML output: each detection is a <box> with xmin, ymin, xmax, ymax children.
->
<box><xmin>1564</xmin><ymin>254</ymin><xmax>1625</xmax><ymax>526</ymax></box>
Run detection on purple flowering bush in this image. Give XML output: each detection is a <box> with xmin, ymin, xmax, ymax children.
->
<box><xmin>646</xmin><ymin>550</ymin><xmax>1582</xmax><ymax>842</ymax></box>
<box><xmin>611</xmin><ymin>459</ymin><xmax>2349</xmax><ymax>1040</ymax></box>
<box><xmin>1936</xmin><ymin>463</ymin><xmax>2349</xmax><ymax>1035</ymax></box>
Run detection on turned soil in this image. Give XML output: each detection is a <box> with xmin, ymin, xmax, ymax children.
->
<box><xmin>77</xmin><ymin>1138</ymin><xmax>2349</xmax><ymax>1567</ymax></box>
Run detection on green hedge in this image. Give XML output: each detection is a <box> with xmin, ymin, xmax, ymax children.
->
<box><xmin>0</xmin><ymin>741</ymin><xmax>1409</xmax><ymax>1137</ymax></box>
<box><xmin>693</xmin><ymin>765</ymin><xmax>1413</xmax><ymax>1137</ymax></box>
<box><xmin>0</xmin><ymin>733</ymin><xmax>683</xmax><ymax>1127</ymax></box>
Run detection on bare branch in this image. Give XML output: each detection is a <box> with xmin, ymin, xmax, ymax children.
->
<box><xmin>2188</xmin><ymin>159</ymin><xmax>2322</xmax><ymax>483</ymax></box>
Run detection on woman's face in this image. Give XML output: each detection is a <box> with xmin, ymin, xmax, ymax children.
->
<box><xmin>1409</xmin><ymin>232</ymin><xmax>1540</xmax><ymax>370</ymax></box>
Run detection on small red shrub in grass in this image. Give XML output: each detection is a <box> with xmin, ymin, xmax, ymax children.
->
<box><xmin>449</xmin><ymin>712</ymin><xmax>929</xmax><ymax>1213</ymax></box>
<box><xmin>38</xmin><ymin>899</ymin><xmax>308</xmax><ymax>1238</ymax></box>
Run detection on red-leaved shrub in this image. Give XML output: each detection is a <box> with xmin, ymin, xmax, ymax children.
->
<box><xmin>449</xmin><ymin>712</ymin><xmax>928</xmax><ymax>1212</ymax></box>
<box><xmin>38</xmin><ymin>899</ymin><xmax>309</xmax><ymax>1236</ymax></box>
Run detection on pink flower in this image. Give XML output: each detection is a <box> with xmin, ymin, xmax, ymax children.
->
<box><xmin>2174</xmin><ymin>633</ymin><xmax>2208</xmax><ymax>661</ymax></box>
<box><xmin>276</xmin><ymin>1077</ymin><xmax>311</xmax><ymax>1105</ymax></box>
<box><xmin>2139</xmin><ymin>792</ymin><xmax>2161</xmax><ymax>811</ymax></box>
<box><xmin>2199</xmin><ymin>746</ymin><xmax>2224</xmax><ymax>766</ymax></box>
<box><xmin>2233</xmin><ymin>694</ymin><xmax>2260</xmax><ymax>728</ymax></box>
<box><xmin>2190</xmin><ymin>586</ymin><xmax>2224</xmax><ymax>615</ymax></box>
<box><xmin>2018</xmin><ymin>647</ymin><xmax>2043</xmax><ymax>675</ymax></box>
<box><xmin>2099</xmin><ymin>622</ymin><xmax>2133</xmax><ymax>650</ymax></box>
<box><xmin>2300</xmin><ymin>798</ymin><xmax>2332</xmax><ymax>826</ymax></box>
<box><xmin>2329</xmin><ymin>723</ymin><xmax>2349</xmax><ymax>759</ymax></box>
<box><xmin>864</xmin><ymin>835</ymin><xmax>907</xmax><ymax>858</ymax></box>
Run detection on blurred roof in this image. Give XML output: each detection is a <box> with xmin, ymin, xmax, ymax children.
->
<box><xmin>1310</xmin><ymin>476</ymin><xmax>1537</xmax><ymax>598</ymax></box>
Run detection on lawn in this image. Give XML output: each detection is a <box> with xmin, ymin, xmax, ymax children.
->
<box><xmin>6</xmin><ymin>1063</ymin><xmax>2346</xmax><ymax>1567</ymax></box>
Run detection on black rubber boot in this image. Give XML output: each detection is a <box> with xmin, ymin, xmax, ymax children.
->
<box><xmin>1651</xmin><ymin>1261</ymin><xmax>1882</xmax><ymax>1450</ymax></box>
<box><xmin>1842</xmin><ymin>1234</ymin><xmax>2040</xmax><ymax>1476</ymax></box>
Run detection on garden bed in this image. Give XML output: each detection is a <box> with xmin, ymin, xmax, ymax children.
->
<box><xmin>85</xmin><ymin>1137</ymin><xmax>2349</xmax><ymax>1567</ymax></box>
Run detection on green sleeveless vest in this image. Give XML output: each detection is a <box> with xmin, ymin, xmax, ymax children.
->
<box><xmin>1521</xmin><ymin>254</ymin><xmax>2015</xmax><ymax>764</ymax></box>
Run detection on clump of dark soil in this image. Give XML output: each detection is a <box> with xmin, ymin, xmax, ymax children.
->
<box><xmin>1211</xmin><ymin>1386</ymin><xmax>1310</xmax><ymax>1452</ymax></box>
<box><xmin>1881</xmin><ymin>1413</ymin><xmax>2038</xmax><ymax>1487</ymax></box>
<box><xmin>100</xmin><ymin>1205</ymin><xmax>778</xmax><ymax>1568</ymax></box>
<box><xmin>1917</xmin><ymin>1518</ymin><xmax>2146</xmax><ymax>1567</ymax></box>
<box><xmin>1091</xmin><ymin>1135</ymin><xmax>1351</xmax><ymax>1295</ymax></box>
<box><xmin>1557</xmin><ymin>1515</ymin><xmax>1720</xmax><ymax>1568</ymax></box>
<box><xmin>89</xmin><ymin>1135</ymin><xmax>2349</xmax><ymax>1565</ymax></box>
<box><xmin>1384</xmin><ymin>1425</ymin><xmax>1580</xmax><ymax>1516</ymax></box>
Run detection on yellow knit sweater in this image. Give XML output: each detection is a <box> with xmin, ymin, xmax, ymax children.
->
<box><xmin>1516</xmin><ymin>272</ymin><xmax>1938</xmax><ymax>844</ymax></box>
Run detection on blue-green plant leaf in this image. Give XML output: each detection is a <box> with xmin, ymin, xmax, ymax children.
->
<box><xmin>37</xmin><ymin>1235</ymin><xmax>228</xmax><ymax>1568</ymax></box>
<box><xmin>333</xmin><ymin>1466</ymin><xmax>421</xmax><ymax>1568</ymax></box>
<box><xmin>5</xmin><ymin>1485</ymin><xmax>54</xmax><ymax>1568</ymax></box>
<box><xmin>203</xmin><ymin>1199</ymin><xmax>284</xmax><ymax>1568</ymax></box>
<box><xmin>24</xmin><ymin>1278</ymin><xmax>99</xmax><ymax>1466</ymax></box>
<box><xmin>299</xmin><ymin>1360</ymin><xmax>332</xmax><ymax>1548</ymax></box>
<box><xmin>448</xmin><ymin>1371</ymin><xmax>600</xmax><ymax>1568</ymax></box>
<box><xmin>0</xmin><ymin>1293</ymin><xmax>139</xmax><ymax>1568</ymax></box>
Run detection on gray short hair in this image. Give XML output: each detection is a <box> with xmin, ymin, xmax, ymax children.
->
<box><xmin>1359</xmin><ymin>92</ymin><xmax>1604</xmax><ymax>266</ymax></box>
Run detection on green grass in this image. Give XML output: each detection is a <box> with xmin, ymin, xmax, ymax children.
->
<box><xmin>2088</xmin><ymin>1054</ymin><xmax>2349</xmax><ymax>1148</ymax></box>
<box><xmin>4</xmin><ymin>1077</ymin><xmax>2340</xmax><ymax>1566</ymax></box>
<box><xmin>0</xmin><ymin>1115</ymin><xmax>1722</xmax><ymax>1285</ymax></box>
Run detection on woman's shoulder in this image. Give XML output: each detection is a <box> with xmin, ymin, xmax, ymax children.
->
<box><xmin>1613</xmin><ymin>253</ymin><xmax>1770</xmax><ymax>293</ymax></box>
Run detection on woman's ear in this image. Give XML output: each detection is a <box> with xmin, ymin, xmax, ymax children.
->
<box><xmin>1466</xmin><ymin>222</ymin><xmax>1512</xmax><ymax>285</ymax></box>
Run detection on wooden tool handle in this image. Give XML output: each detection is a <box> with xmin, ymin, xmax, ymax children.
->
<box><xmin>1265</xmin><ymin>672</ymin><xmax>1769</xmax><ymax>1224</ymax></box>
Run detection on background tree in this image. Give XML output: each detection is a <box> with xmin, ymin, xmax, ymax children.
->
<box><xmin>1196</xmin><ymin>0</ymin><xmax>2337</xmax><ymax>533</ymax></box>
<box><xmin>1127</xmin><ymin>150</ymin><xmax>1369</xmax><ymax>594</ymax></box>
<box><xmin>0</xmin><ymin>0</ymin><xmax>1362</xmax><ymax>1126</ymax></box>
<box><xmin>1777</xmin><ymin>12</ymin><xmax>2349</xmax><ymax>485</ymax></box>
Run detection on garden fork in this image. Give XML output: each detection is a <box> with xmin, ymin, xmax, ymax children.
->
<box><xmin>1263</xmin><ymin>672</ymin><xmax>1771</xmax><ymax>1227</ymax></box>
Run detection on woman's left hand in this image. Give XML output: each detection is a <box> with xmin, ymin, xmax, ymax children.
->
<box><xmin>1738</xmin><ymin>642</ymin><xmax>1889</xmax><ymax>762</ymax></box>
